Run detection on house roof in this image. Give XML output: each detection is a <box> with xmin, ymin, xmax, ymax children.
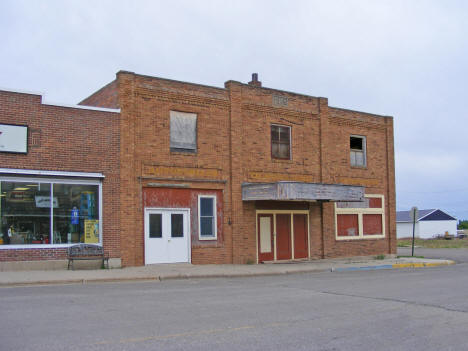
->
<box><xmin>396</xmin><ymin>209</ymin><xmax>457</xmax><ymax>222</ymax></box>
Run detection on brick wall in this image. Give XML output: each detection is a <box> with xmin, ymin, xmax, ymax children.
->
<box><xmin>0</xmin><ymin>90</ymin><xmax>120</xmax><ymax>262</ymax></box>
<box><xmin>79</xmin><ymin>80</ymin><xmax>119</xmax><ymax>109</ymax></box>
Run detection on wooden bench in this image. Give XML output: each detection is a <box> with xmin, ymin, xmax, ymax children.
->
<box><xmin>67</xmin><ymin>244</ymin><xmax>109</xmax><ymax>270</ymax></box>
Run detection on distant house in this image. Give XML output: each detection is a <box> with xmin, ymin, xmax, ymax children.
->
<box><xmin>396</xmin><ymin>209</ymin><xmax>457</xmax><ymax>239</ymax></box>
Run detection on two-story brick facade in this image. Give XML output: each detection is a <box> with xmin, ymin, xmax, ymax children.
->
<box><xmin>78</xmin><ymin>71</ymin><xmax>396</xmax><ymax>266</ymax></box>
<box><xmin>0</xmin><ymin>72</ymin><xmax>395</xmax><ymax>268</ymax></box>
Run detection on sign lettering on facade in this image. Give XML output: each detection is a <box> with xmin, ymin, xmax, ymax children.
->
<box><xmin>338</xmin><ymin>177</ymin><xmax>381</xmax><ymax>187</ymax></box>
<box><xmin>248</xmin><ymin>171</ymin><xmax>314</xmax><ymax>183</ymax></box>
<box><xmin>143</xmin><ymin>165</ymin><xmax>221</xmax><ymax>179</ymax></box>
<box><xmin>0</xmin><ymin>124</ymin><xmax>28</xmax><ymax>153</ymax></box>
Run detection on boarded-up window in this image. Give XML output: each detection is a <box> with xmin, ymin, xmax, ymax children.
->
<box><xmin>170</xmin><ymin>111</ymin><xmax>197</xmax><ymax>151</ymax></box>
<box><xmin>363</xmin><ymin>214</ymin><xmax>383</xmax><ymax>235</ymax></box>
<box><xmin>368</xmin><ymin>197</ymin><xmax>382</xmax><ymax>208</ymax></box>
<box><xmin>335</xmin><ymin>195</ymin><xmax>385</xmax><ymax>239</ymax></box>
<box><xmin>337</xmin><ymin>197</ymin><xmax>382</xmax><ymax>209</ymax></box>
<box><xmin>337</xmin><ymin>214</ymin><xmax>359</xmax><ymax>237</ymax></box>
<box><xmin>271</xmin><ymin>124</ymin><xmax>291</xmax><ymax>159</ymax></box>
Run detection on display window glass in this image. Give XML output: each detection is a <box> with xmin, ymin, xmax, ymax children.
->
<box><xmin>0</xmin><ymin>179</ymin><xmax>101</xmax><ymax>247</ymax></box>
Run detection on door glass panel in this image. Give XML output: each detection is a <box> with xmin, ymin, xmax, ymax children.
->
<box><xmin>259</xmin><ymin>217</ymin><xmax>271</xmax><ymax>253</ymax></box>
<box><xmin>149</xmin><ymin>214</ymin><xmax>162</xmax><ymax>238</ymax></box>
<box><xmin>171</xmin><ymin>213</ymin><xmax>184</xmax><ymax>238</ymax></box>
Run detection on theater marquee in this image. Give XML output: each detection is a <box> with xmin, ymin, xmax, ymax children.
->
<box><xmin>0</xmin><ymin>124</ymin><xmax>28</xmax><ymax>153</ymax></box>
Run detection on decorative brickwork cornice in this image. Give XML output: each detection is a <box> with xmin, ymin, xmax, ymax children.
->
<box><xmin>135</xmin><ymin>87</ymin><xmax>230</xmax><ymax>109</ymax></box>
<box><xmin>329</xmin><ymin>116</ymin><xmax>387</xmax><ymax>130</ymax></box>
<box><xmin>241</xmin><ymin>103</ymin><xmax>319</xmax><ymax>120</ymax></box>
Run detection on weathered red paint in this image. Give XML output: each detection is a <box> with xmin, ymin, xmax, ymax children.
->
<box><xmin>143</xmin><ymin>187</ymin><xmax>223</xmax><ymax>246</ymax></box>
<box><xmin>276</xmin><ymin>214</ymin><xmax>292</xmax><ymax>260</ymax></box>
<box><xmin>337</xmin><ymin>214</ymin><xmax>359</xmax><ymax>237</ymax></box>
<box><xmin>363</xmin><ymin>214</ymin><xmax>383</xmax><ymax>235</ymax></box>
<box><xmin>293</xmin><ymin>214</ymin><xmax>308</xmax><ymax>259</ymax></box>
<box><xmin>369</xmin><ymin>197</ymin><xmax>382</xmax><ymax>208</ymax></box>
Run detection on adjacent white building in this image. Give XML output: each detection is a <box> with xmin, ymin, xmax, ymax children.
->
<box><xmin>396</xmin><ymin>209</ymin><xmax>457</xmax><ymax>239</ymax></box>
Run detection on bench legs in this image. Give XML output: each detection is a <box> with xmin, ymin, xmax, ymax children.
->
<box><xmin>67</xmin><ymin>257</ymin><xmax>109</xmax><ymax>270</ymax></box>
<box><xmin>101</xmin><ymin>258</ymin><xmax>110</xmax><ymax>269</ymax></box>
<box><xmin>67</xmin><ymin>259</ymin><xmax>72</xmax><ymax>270</ymax></box>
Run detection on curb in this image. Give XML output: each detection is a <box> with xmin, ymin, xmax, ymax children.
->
<box><xmin>0</xmin><ymin>260</ymin><xmax>456</xmax><ymax>287</ymax></box>
<box><xmin>332</xmin><ymin>260</ymin><xmax>455</xmax><ymax>272</ymax></box>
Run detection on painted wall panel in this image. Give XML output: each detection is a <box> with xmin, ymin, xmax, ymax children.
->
<box><xmin>419</xmin><ymin>220</ymin><xmax>457</xmax><ymax>238</ymax></box>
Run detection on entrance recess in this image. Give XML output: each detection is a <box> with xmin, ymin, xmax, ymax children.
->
<box><xmin>257</xmin><ymin>211</ymin><xmax>309</xmax><ymax>263</ymax></box>
<box><xmin>144</xmin><ymin>208</ymin><xmax>190</xmax><ymax>264</ymax></box>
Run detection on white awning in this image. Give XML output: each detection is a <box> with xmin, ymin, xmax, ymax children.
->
<box><xmin>0</xmin><ymin>168</ymin><xmax>105</xmax><ymax>178</ymax></box>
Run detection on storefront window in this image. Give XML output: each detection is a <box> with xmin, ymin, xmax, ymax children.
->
<box><xmin>0</xmin><ymin>182</ymin><xmax>51</xmax><ymax>245</ymax></box>
<box><xmin>0</xmin><ymin>179</ymin><xmax>101</xmax><ymax>246</ymax></box>
<box><xmin>53</xmin><ymin>184</ymin><xmax>99</xmax><ymax>244</ymax></box>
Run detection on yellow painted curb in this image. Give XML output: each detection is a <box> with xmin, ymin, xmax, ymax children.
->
<box><xmin>392</xmin><ymin>261</ymin><xmax>455</xmax><ymax>269</ymax></box>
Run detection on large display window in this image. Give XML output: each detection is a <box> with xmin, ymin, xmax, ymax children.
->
<box><xmin>0</xmin><ymin>178</ymin><xmax>102</xmax><ymax>247</ymax></box>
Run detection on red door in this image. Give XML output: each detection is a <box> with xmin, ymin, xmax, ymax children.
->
<box><xmin>293</xmin><ymin>214</ymin><xmax>308</xmax><ymax>259</ymax></box>
<box><xmin>258</xmin><ymin>214</ymin><xmax>274</xmax><ymax>262</ymax></box>
<box><xmin>276</xmin><ymin>214</ymin><xmax>292</xmax><ymax>260</ymax></box>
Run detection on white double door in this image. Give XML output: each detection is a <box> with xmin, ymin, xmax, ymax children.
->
<box><xmin>144</xmin><ymin>208</ymin><xmax>191</xmax><ymax>264</ymax></box>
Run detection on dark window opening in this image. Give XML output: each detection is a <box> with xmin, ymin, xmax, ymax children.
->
<box><xmin>350</xmin><ymin>135</ymin><xmax>366</xmax><ymax>167</ymax></box>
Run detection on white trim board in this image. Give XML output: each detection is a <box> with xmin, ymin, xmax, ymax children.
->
<box><xmin>0</xmin><ymin>168</ymin><xmax>105</xmax><ymax>178</ymax></box>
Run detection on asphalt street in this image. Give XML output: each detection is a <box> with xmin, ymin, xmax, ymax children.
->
<box><xmin>1</xmin><ymin>255</ymin><xmax>468</xmax><ymax>351</ymax></box>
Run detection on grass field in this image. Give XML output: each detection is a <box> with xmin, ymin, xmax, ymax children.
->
<box><xmin>398</xmin><ymin>237</ymin><xmax>468</xmax><ymax>249</ymax></box>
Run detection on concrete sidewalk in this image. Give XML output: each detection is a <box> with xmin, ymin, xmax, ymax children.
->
<box><xmin>0</xmin><ymin>256</ymin><xmax>455</xmax><ymax>287</ymax></box>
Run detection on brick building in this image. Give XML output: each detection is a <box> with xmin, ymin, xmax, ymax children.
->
<box><xmin>80</xmin><ymin>71</ymin><xmax>396</xmax><ymax>266</ymax></box>
<box><xmin>0</xmin><ymin>89</ymin><xmax>120</xmax><ymax>269</ymax></box>
<box><xmin>0</xmin><ymin>71</ymin><xmax>395</xmax><ymax>268</ymax></box>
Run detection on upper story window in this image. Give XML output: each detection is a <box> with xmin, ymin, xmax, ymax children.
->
<box><xmin>350</xmin><ymin>135</ymin><xmax>366</xmax><ymax>167</ymax></box>
<box><xmin>170</xmin><ymin>111</ymin><xmax>197</xmax><ymax>152</ymax></box>
<box><xmin>271</xmin><ymin>124</ymin><xmax>291</xmax><ymax>160</ymax></box>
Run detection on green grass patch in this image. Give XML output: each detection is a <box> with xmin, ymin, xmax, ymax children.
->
<box><xmin>398</xmin><ymin>237</ymin><xmax>468</xmax><ymax>249</ymax></box>
<box><xmin>397</xmin><ymin>255</ymin><xmax>425</xmax><ymax>259</ymax></box>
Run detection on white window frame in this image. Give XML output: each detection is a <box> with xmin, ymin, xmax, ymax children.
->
<box><xmin>350</xmin><ymin>135</ymin><xmax>366</xmax><ymax>167</ymax></box>
<box><xmin>335</xmin><ymin>194</ymin><xmax>385</xmax><ymax>240</ymax></box>
<box><xmin>198</xmin><ymin>195</ymin><xmax>217</xmax><ymax>240</ymax></box>
<box><xmin>0</xmin><ymin>175</ymin><xmax>103</xmax><ymax>249</ymax></box>
<box><xmin>271</xmin><ymin>124</ymin><xmax>292</xmax><ymax>160</ymax></box>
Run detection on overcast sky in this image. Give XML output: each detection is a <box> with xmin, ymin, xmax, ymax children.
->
<box><xmin>2</xmin><ymin>0</ymin><xmax>468</xmax><ymax>220</ymax></box>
